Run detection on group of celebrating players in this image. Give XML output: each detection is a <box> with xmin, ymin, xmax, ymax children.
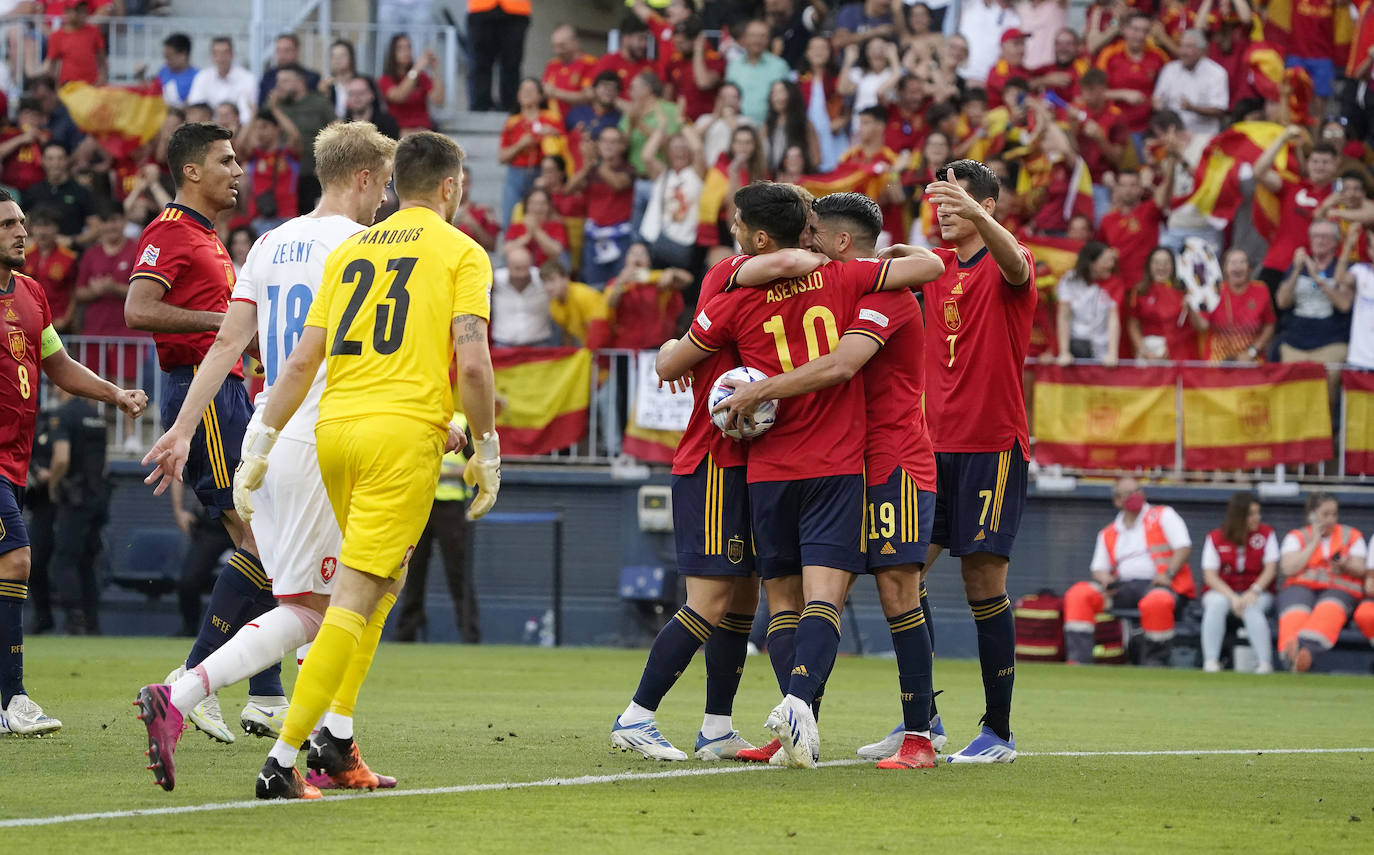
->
<box><xmin>613</xmin><ymin>161</ymin><xmax>1035</xmax><ymax>769</ymax></box>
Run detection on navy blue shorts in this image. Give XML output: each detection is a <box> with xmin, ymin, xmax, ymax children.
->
<box><xmin>161</xmin><ymin>368</ymin><xmax>252</xmax><ymax>519</ymax></box>
<box><xmin>864</xmin><ymin>467</ymin><xmax>935</xmax><ymax>572</ymax></box>
<box><xmin>672</xmin><ymin>457</ymin><xmax>754</xmax><ymax>577</ymax></box>
<box><xmin>749</xmin><ymin>474</ymin><xmax>866</xmax><ymax>579</ymax></box>
<box><xmin>932</xmin><ymin>440</ymin><xmax>1028</xmax><ymax>559</ymax></box>
<box><xmin>0</xmin><ymin>476</ymin><xmax>27</xmax><ymax>556</ymax></box>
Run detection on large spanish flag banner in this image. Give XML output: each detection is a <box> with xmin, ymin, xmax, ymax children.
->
<box><xmin>1181</xmin><ymin>364</ymin><xmax>1331</xmax><ymax>470</ymax></box>
<box><xmin>1033</xmin><ymin>365</ymin><xmax>1178</xmax><ymax>469</ymax></box>
<box><xmin>490</xmin><ymin>347</ymin><xmax>591</xmax><ymax>456</ymax></box>
<box><xmin>622</xmin><ymin>412</ymin><xmax>681</xmax><ymax>465</ymax></box>
<box><xmin>58</xmin><ymin>81</ymin><xmax>166</xmax><ymax>160</ymax></box>
<box><xmin>1343</xmin><ymin>370</ymin><xmax>1374</xmax><ymax>475</ymax></box>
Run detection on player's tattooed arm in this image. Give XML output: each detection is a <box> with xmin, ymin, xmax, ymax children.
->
<box><xmin>455</xmin><ymin>314</ymin><xmax>486</xmax><ymax>345</ymax></box>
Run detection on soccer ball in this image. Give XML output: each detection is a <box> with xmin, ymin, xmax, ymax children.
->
<box><xmin>709</xmin><ymin>367</ymin><xmax>778</xmax><ymax>440</ymax></box>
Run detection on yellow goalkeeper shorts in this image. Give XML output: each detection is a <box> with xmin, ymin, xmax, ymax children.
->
<box><xmin>315</xmin><ymin>415</ymin><xmax>445</xmax><ymax>580</ymax></box>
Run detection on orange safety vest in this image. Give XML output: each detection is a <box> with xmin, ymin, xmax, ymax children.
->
<box><xmin>468</xmin><ymin>0</ymin><xmax>531</xmax><ymax>13</ymax></box>
<box><xmin>1283</xmin><ymin>524</ymin><xmax>1365</xmax><ymax>597</ymax></box>
<box><xmin>1100</xmin><ymin>506</ymin><xmax>1196</xmax><ymax>599</ymax></box>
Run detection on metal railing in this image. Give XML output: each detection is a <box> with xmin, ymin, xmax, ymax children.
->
<box><xmin>36</xmin><ymin>335</ymin><xmax>164</xmax><ymax>456</ymax></box>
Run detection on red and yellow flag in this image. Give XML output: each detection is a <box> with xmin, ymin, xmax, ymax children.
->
<box><xmin>491</xmin><ymin>347</ymin><xmax>591</xmax><ymax>456</ymax></box>
<box><xmin>1033</xmin><ymin>365</ymin><xmax>1179</xmax><ymax>469</ymax></box>
<box><xmin>1342</xmin><ymin>370</ymin><xmax>1374</xmax><ymax>475</ymax></box>
<box><xmin>58</xmin><ymin>81</ymin><xmax>166</xmax><ymax>160</ymax></box>
<box><xmin>1020</xmin><ymin>233</ymin><xmax>1082</xmax><ymax>286</ymax></box>
<box><xmin>1181</xmin><ymin>364</ymin><xmax>1332</xmax><ymax>470</ymax></box>
<box><xmin>1177</xmin><ymin>121</ymin><xmax>1290</xmax><ymax>231</ymax></box>
<box><xmin>622</xmin><ymin>411</ymin><xmax>681</xmax><ymax>464</ymax></box>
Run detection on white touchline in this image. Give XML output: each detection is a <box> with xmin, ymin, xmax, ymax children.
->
<box><xmin>4</xmin><ymin>747</ymin><xmax>1371</xmax><ymax>829</ymax></box>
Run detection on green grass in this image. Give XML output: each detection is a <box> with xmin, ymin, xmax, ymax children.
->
<box><xmin>5</xmin><ymin>638</ymin><xmax>1372</xmax><ymax>853</ymax></box>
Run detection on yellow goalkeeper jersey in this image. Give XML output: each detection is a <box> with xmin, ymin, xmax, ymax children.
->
<box><xmin>305</xmin><ymin>204</ymin><xmax>492</xmax><ymax>432</ymax></box>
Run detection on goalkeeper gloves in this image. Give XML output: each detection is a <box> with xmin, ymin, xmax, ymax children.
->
<box><xmin>463</xmin><ymin>431</ymin><xmax>501</xmax><ymax>520</ymax></box>
<box><xmin>233</xmin><ymin>424</ymin><xmax>279</xmax><ymax>522</ymax></box>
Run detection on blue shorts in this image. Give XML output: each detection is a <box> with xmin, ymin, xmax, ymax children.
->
<box><xmin>161</xmin><ymin>368</ymin><xmax>252</xmax><ymax>519</ymax></box>
<box><xmin>749</xmin><ymin>474</ymin><xmax>866</xmax><ymax>579</ymax></box>
<box><xmin>1285</xmin><ymin>55</ymin><xmax>1334</xmax><ymax>98</ymax></box>
<box><xmin>0</xmin><ymin>477</ymin><xmax>27</xmax><ymax>556</ymax></box>
<box><xmin>864</xmin><ymin>467</ymin><xmax>935</xmax><ymax>572</ymax></box>
<box><xmin>672</xmin><ymin>457</ymin><xmax>754</xmax><ymax>577</ymax></box>
<box><xmin>932</xmin><ymin>440</ymin><xmax>1027</xmax><ymax>559</ymax></box>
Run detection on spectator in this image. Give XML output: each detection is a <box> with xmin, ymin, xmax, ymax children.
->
<box><xmin>23</xmin><ymin>142</ymin><xmax>96</xmax><ymax>246</ymax></box>
<box><xmin>884</xmin><ymin>74</ymin><xmax>928</xmax><ymax>158</ymax></box>
<box><xmin>1152</xmin><ymin>30</ymin><xmax>1228</xmax><ymax>138</ymax></box>
<box><xmin>693</xmin><ymin>81</ymin><xmax>753</xmax><ymax>168</ymax></box>
<box><xmin>1065</xmin><ymin>212</ymin><xmax>1093</xmax><ymax>241</ymax></box>
<box><xmin>186</xmin><ymin>36</ymin><xmax>258</xmax><ymax>126</ymax></box>
<box><xmin>24</xmin><ymin>206</ymin><xmax>78</xmax><ymax>332</ymax></box>
<box><xmin>379</xmin><ymin>34</ymin><xmax>444</xmax><ymax>135</ymax></box>
<box><xmin>44</xmin><ymin>1</ymin><xmax>105</xmax><ymax>86</ymax></box>
<box><xmin>119</xmin><ymin>163</ymin><xmax>171</xmax><ymax>224</ymax></box>
<box><xmin>569</xmin><ymin>124</ymin><xmax>636</xmax><ymax>287</ymax></box>
<box><xmin>1126</xmin><ymin>246</ymin><xmax>1198</xmax><ymax>361</ymax></box>
<box><xmin>1054</xmin><ymin>241</ymin><xmax>1121</xmax><ymax>365</ymax></box>
<box><xmin>627</xmin><ymin>0</ymin><xmax>695</xmax><ymax>83</ymax></box>
<box><xmin>664</xmin><ymin>16</ymin><xmax>724</xmax><ymax>122</ymax></box>
<box><xmin>832</xmin><ymin>0</ymin><xmax>897</xmax><ymax>52</ymax></box>
<box><xmin>839</xmin><ymin>38</ymin><xmax>903</xmax><ymax>135</ymax></box>
<box><xmin>726</xmin><ymin>19</ymin><xmax>791</xmax><ymax>124</ymax></box>
<box><xmin>903</xmin><ymin>128</ymin><xmax>950</xmax><ymax>247</ymax></box>
<box><xmin>210</xmin><ymin>102</ymin><xmax>240</xmax><ymax>138</ymax></box>
<box><xmin>762</xmin><ymin>79</ymin><xmax>817</xmax><ymax>173</ymax></box>
<box><xmin>1032</xmin><ymin>27</ymin><xmax>1088</xmax><ymax>102</ymax></box>
<box><xmin>798</xmin><ymin>36</ymin><xmax>847</xmax><ymax>172</ymax></box>
<box><xmin>621</xmin><ymin>71</ymin><xmax>683</xmax><ymax>224</ymax></box>
<box><xmin>456</xmin><ymin>165</ymin><xmax>501</xmax><ymax>252</ymax></box>
<box><xmin>184</xmin><ymin>102</ymin><xmax>213</xmax><ymax>124</ymax></box>
<box><xmin>542</xmin><ymin>258</ymin><xmax>609</xmax><ymax>348</ymax></box>
<box><xmin>765</xmin><ymin>0</ymin><xmax>824</xmax><ymax>70</ymax></box>
<box><xmin>837</xmin><ymin>106</ymin><xmax>905</xmax><ymax>244</ymax></box>
<box><xmin>320</xmin><ymin>39</ymin><xmax>359</xmax><ymax>117</ymax></box>
<box><xmin>258</xmin><ymin>33</ymin><xmax>321</xmax><ymax>106</ymax></box>
<box><xmin>1200</xmin><ymin>492</ymin><xmax>1278</xmax><ymax>674</ymax></box>
<box><xmin>1277</xmin><ymin>221</ymin><xmax>1353</xmax><ymax>409</ymax></box>
<box><xmin>1064</xmin><ymin>478</ymin><xmax>1194</xmax><ymax>666</ymax></box>
<box><xmin>533</xmin><ymin>154</ymin><xmax>587</xmax><ymax>262</ymax></box>
<box><xmin>566</xmin><ymin>71</ymin><xmax>625</xmax><ymax>173</ymax></box>
<box><xmin>504</xmin><ymin>187</ymin><xmax>570</xmax><ymax>269</ymax></box>
<box><xmin>43</xmin><ymin>387</ymin><xmax>109</xmax><ymax>635</ymax></box>
<box><xmin>226</xmin><ymin>225</ymin><xmax>255</xmax><ymax>275</ymax></box>
<box><xmin>343</xmin><ymin>76</ymin><xmax>401</xmax><ymax>140</ymax></box>
<box><xmin>500</xmin><ymin>77</ymin><xmax>567</xmax><ymax>227</ymax></box>
<box><xmin>1155</xmin><ymin>110</ymin><xmax>1223</xmax><ymax>254</ymax></box>
<box><xmin>542</xmin><ymin>24</ymin><xmax>598</xmax><ymax>120</ymax></box>
<box><xmin>693</xmin><ymin>123</ymin><xmax>766</xmax><ymax>249</ymax></box>
<box><xmin>241</xmin><ymin>109</ymin><xmax>299</xmax><ymax>232</ymax></box>
<box><xmin>1095</xmin><ymin>12</ymin><xmax>1168</xmax><ymax>145</ymax></box>
<box><xmin>984</xmin><ymin>29</ymin><xmax>1030</xmax><ymax>109</ymax></box>
<box><xmin>1095</xmin><ymin>168</ymin><xmax>1162</xmax><ymax>285</ymax></box>
<box><xmin>1315</xmin><ymin>170</ymin><xmax>1374</xmax><ymax>252</ymax></box>
<box><xmin>491</xmin><ymin>245</ymin><xmax>554</xmax><ymax>347</ymax></box>
<box><xmin>1255</xmin><ymin>131</ymin><xmax>1339</xmax><ymax>293</ymax></box>
<box><xmin>898</xmin><ymin>2</ymin><xmax>946</xmax><ymax>62</ymax></box>
<box><xmin>957</xmin><ymin>0</ymin><xmax>1021</xmax><ymax>84</ymax></box>
<box><xmin>639</xmin><ymin>131</ymin><xmax>702</xmax><ymax>270</ymax></box>
<box><xmin>468</xmin><ymin>0</ymin><xmax>531</xmax><ymax>113</ymax></box>
<box><xmin>1340</xmin><ymin>226</ymin><xmax>1374</xmax><ymax>369</ymax></box>
<box><xmin>0</xmin><ymin>98</ymin><xmax>48</xmax><ymax>194</ymax></box>
<box><xmin>29</xmin><ymin>76</ymin><xmax>83</xmax><ymax>155</ymax></box>
<box><xmin>154</xmin><ymin>33</ymin><xmax>197</xmax><ymax>107</ymax></box>
<box><xmin>1014</xmin><ymin>0</ymin><xmax>1067</xmax><ymax>70</ymax></box>
<box><xmin>1195</xmin><ymin>248</ymin><xmax>1276</xmax><ymax>362</ymax></box>
<box><xmin>590</xmin><ymin>13</ymin><xmax>654</xmax><ymax>102</ymax></box>
<box><xmin>395</xmin><ymin>437</ymin><xmax>477</xmax><ymax>643</ymax></box>
<box><xmin>1279</xmin><ymin>0</ymin><xmax>1341</xmax><ymax>116</ymax></box>
<box><xmin>772</xmin><ymin>142</ymin><xmax>809</xmax><ymax>185</ymax></box>
<box><xmin>269</xmin><ymin>63</ymin><xmax>335</xmax><ymax>212</ymax></box>
<box><xmin>604</xmin><ymin>241</ymin><xmax>690</xmax><ymax>349</ymax></box>
<box><xmin>1278</xmin><ymin>493</ymin><xmax>1373</xmax><ymax>672</ymax></box>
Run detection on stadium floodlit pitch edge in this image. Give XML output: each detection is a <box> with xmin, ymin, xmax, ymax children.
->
<box><xmin>3</xmin><ymin>747</ymin><xmax>1372</xmax><ymax>828</ymax></box>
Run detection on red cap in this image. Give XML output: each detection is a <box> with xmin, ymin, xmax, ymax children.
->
<box><xmin>1001</xmin><ymin>28</ymin><xmax>1029</xmax><ymax>44</ymax></box>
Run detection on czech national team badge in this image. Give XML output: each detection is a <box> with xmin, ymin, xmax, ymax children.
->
<box><xmin>320</xmin><ymin>557</ymin><xmax>337</xmax><ymax>583</ymax></box>
<box><xmin>943</xmin><ymin>299</ymin><xmax>961</xmax><ymax>331</ymax></box>
<box><xmin>8</xmin><ymin>329</ymin><xmax>24</xmax><ymax>361</ymax></box>
<box><xmin>727</xmin><ymin>535</ymin><xmax>745</xmax><ymax>565</ymax></box>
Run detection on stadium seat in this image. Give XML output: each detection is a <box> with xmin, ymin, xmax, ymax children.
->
<box><xmin>107</xmin><ymin>528</ymin><xmax>184</xmax><ymax>600</ymax></box>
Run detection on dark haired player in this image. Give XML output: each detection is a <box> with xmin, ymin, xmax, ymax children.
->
<box><xmin>715</xmin><ymin>192</ymin><xmax>945</xmax><ymax>769</ymax></box>
<box><xmin>0</xmin><ymin>189</ymin><xmax>147</xmax><ymax>734</ymax></box>
<box><xmin>125</xmin><ymin>122</ymin><xmax>283</xmax><ymax>743</ymax></box>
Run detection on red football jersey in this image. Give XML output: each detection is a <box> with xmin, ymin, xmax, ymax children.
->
<box><xmin>130</xmin><ymin>203</ymin><xmax>241</xmax><ymax>376</ymax></box>
<box><xmin>1094</xmin><ymin>43</ymin><xmax>1169</xmax><ymax>133</ymax></box>
<box><xmin>845</xmin><ymin>288</ymin><xmax>936</xmax><ymax>491</ymax></box>
<box><xmin>1096</xmin><ymin>199</ymin><xmax>1162</xmax><ymax>285</ymax></box>
<box><xmin>926</xmin><ymin>245</ymin><xmax>1037</xmax><ymax>457</ymax></box>
<box><xmin>542</xmin><ymin>54</ymin><xmax>599</xmax><ymax>120</ymax></box>
<box><xmin>0</xmin><ymin>129</ymin><xmax>45</xmax><ymax>192</ymax></box>
<box><xmin>25</xmin><ymin>244</ymin><xmax>78</xmax><ymax>324</ymax></box>
<box><xmin>0</xmin><ymin>273</ymin><xmax>54</xmax><ymax>486</ymax></box>
<box><xmin>688</xmin><ymin>257</ymin><xmax>890</xmax><ymax>482</ymax></box>
<box><xmin>667</xmin><ymin>47</ymin><xmax>726</xmax><ymax>121</ymax></box>
<box><xmin>1262</xmin><ymin>180</ymin><xmax>1332</xmax><ymax>271</ymax></box>
<box><xmin>1288</xmin><ymin>0</ymin><xmax>1337</xmax><ymax>58</ymax></box>
<box><xmin>672</xmin><ymin>255</ymin><xmax>749</xmax><ymax>476</ymax></box>
<box><xmin>590</xmin><ymin>52</ymin><xmax>656</xmax><ymax>98</ymax></box>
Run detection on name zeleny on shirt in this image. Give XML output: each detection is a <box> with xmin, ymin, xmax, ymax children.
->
<box><xmin>765</xmin><ymin>272</ymin><xmax>825</xmax><ymax>304</ymax></box>
<box><xmin>356</xmin><ymin>227</ymin><xmax>425</xmax><ymax>246</ymax></box>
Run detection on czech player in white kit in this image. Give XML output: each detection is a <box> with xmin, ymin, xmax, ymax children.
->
<box><xmin>136</xmin><ymin>123</ymin><xmax>404</xmax><ymax>793</ymax></box>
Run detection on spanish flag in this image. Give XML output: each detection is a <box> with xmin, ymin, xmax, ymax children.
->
<box><xmin>622</xmin><ymin>410</ymin><xmax>681</xmax><ymax>465</ymax></box>
<box><xmin>1342</xmin><ymin>370</ymin><xmax>1374</xmax><ymax>475</ymax></box>
<box><xmin>1177</xmin><ymin>121</ymin><xmax>1292</xmax><ymax>233</ymax></box>
<box><xmin>1020</xmin><ymin>234</ymin><xmax>1082</xmax><ymax>285</ymax></box>
<box><xmin>1033</xmin><ymin>365</ymin><xmax>1179</xmax><ymax>469</ymax></box>
<box><xmin>491</xmin><ymin>347</ymin><xmax>591</xmax><ymax>456</ymax></box>
<box><xmin>1181</xmin><ymin>364</ymin><xmax>1332</xmax><ymax>470</ymax></box>
<box><xmin>58</xmin><ymin>81</ymin><xmax>166</xmax><ymax>159</ymax></box>
<box><xmin>800</xmin><ymin>147</ymin><xmax>897</xmax><ymax>200</ymax></box>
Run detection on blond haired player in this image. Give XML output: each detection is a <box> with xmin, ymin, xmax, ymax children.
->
<box><xmin>235</xmin><ymin>131</ymin><xmax>500</xmax><ymax>799</ymax></box>
<box><xmin>136</xmin><ymin>122</ymin><xmax>403</xmax><ymax>792</ymax></box>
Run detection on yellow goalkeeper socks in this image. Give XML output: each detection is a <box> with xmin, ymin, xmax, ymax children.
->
<box><xmin>273</xmin><ymin>607</ymin><xmax>367</xmax><ymax>762</ymax></box>
<box><xmin>328</xmin><ymin>592</ymin><xmax>397</xmax><ymax>721</ymax></box>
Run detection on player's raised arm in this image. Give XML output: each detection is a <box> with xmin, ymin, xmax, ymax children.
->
<box><xmin>712</xmin><ymin>333</ymin><xmax>879</xmax><ymax>431</ymax></box>
<box><xmin>732</xmin><ymin>248</ymin><xmax>824</xmax><ymax>287</ymax></box>
<box><xmin>925</xmin><ymin>178</ymin><xmax>1030</xmax><ymax>287</ymax></box>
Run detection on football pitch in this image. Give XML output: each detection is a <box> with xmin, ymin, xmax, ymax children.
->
<box><xmin>3</xmin><ymin>638</ymin><xmax>1370</xmax><ymax>853</ymax></box>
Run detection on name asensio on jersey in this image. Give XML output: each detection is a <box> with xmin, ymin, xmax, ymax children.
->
<box><xmin>764</xmin><ymin>272</ymin><xmax>825</xmax><ymax>304</ymax></box>
<box><xmin>356</xmin><ymin>227</ymin><xmax>424</xmax><ymax>245</ymax></box>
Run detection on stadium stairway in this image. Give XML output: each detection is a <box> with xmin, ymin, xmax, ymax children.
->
<box><xmin>441</xmin><ymin>110</ymin><xmax>508</xmax><ymax>219</ymax></box>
